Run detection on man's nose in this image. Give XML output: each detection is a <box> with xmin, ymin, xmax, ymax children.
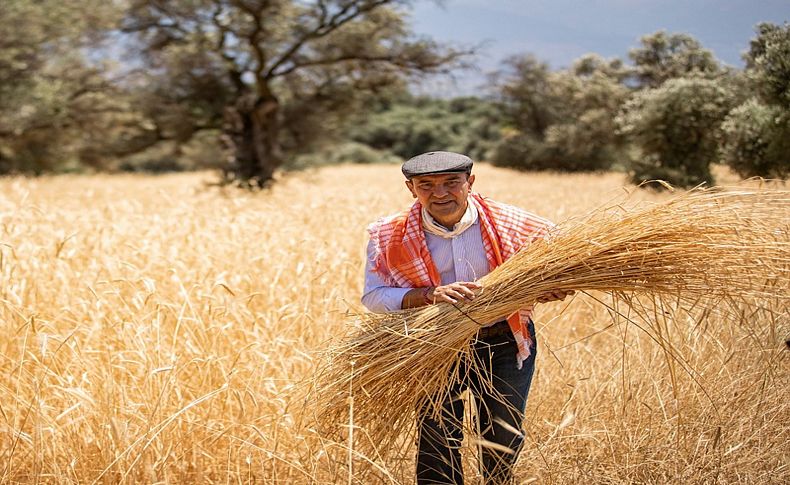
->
<box><xmin>433</xmin><ymin>185</ymin><xmax>449</xmax><ymax>197</ymax></box>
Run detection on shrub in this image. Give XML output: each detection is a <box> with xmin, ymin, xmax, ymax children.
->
<box><xmin>490</xmin><ymin>134</ymin><xmax>554</xmax><ymax>171</ymax></box>
<box><xmin>491</xmin><ymin>109</ymin><xmax>625</xmax><ymax>173</ymax></box>
<box><xmin>720</xmin><ymin>99</ymin><xmax>790</xmax><ymax>179</ymax></box>
<box><xmin>286</xmin><ymin>142</ymin><xmax>401</xmax><ymax>170</ymax></box>
<box><xmin>118</xmin><ymin>157</ymin><xmax>185</xmax><ymax>173</ymax></box>
<box><xmin>348</xmin><ymin>96</ymin><xmax>504</xmax><ymax>162</ymax></box>
<box><xmin>542</xmin><ymin>109</ymin><xmax>624</xmax><ymax>171</ymax></box>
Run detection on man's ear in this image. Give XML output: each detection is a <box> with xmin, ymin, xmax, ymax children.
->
<box><xmin>467</xmin><ymin>174</ymin><xmax>475</xmax><ymax>189</ymax></box>
<box><xmin>405</xmin><ymin>180</ymin><xmax>417</xmax><ymax>198</ymax></box>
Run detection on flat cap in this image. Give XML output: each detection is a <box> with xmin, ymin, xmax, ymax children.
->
<box><xmin>401</xmin><ymin>151</ymin><xmax>473</xmax><ymax>179</ymax></box>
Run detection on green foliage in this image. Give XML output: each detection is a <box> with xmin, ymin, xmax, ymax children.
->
<box><xmin>118</xmin><ymin>155</ymin><xmax>184</xmax><ymax>174</ymax></box>
<box><xmin>129</xmin><ymin>45</ymin><xmax>231</xmax><ymax>142</ymax></box>
<box><xmin>744</xmin><ymin>23</ymin><xmax>790</xmax><ymax>109</ymax></box>
<box><xmin>491</xmin><ymin>53</ymin><xmax>629</xmax><ymax>172</ymax></box>
<box><xmin>617</xmin><ymin>77</ymin><xmax>733</xmax><ymax>187</ymax></box>
<box><xmin>490</xmin><ymin>134</ymin><xmax>552</xmax><ymax>171</ymax></box>
<box><xmin>720</xmin><ymin>23</ymin><xmax>790</xmax><ymax>180</ymax></box>
<box><xmin>117</xmin><ymin>131</ymin><xmax>226</xmax><ymax>173</ymax></box>
<box><xmin>0</xmin><ymin>0</ymin><xmax>124</xmax><ymax>174</ymax></box>
<box><xmin>494</xmin><ymin>55</ymin><xmax>565</xmax><ymax>138</ymax></box>
<box><xmin>629</xmin><ymin>30</ymin><xmax>720</xmax><ymax>88</ymax></box>
<box><xmin>348</xmin><ymin>94</ymin><xmax>503</xmax><ymax>161</ymax></box>
<box><xmin>720</xmin><ymin>99</ymin><xmax>790</xmax><ymax>179</ymax></box>
<box><xmin>1</xmin><ymin>6</ymin><xmax>786</xmax><ymax>186</ymax></box>
<box><xmin>0</xmin><ymin>0</ymin><xmax>462</xmax><ymax>179</ymax></box>
<box><xmin>543</xmin><ymin>109</ymin><xmax>628</xmax><ymax>171</ymax></box>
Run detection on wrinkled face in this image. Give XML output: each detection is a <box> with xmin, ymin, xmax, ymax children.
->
<box><xmin>406</xmin><ymin>172</ymin><xmax>475</xmax><ymax>228</ymax></box>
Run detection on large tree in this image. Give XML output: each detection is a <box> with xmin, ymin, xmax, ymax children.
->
<box><xmin>720</xmin><ymin>22</ymin><xmax>790</xmax><ymax>179</ymax></box>
<box><xmin>628</xmin><ymin>31</ymin><xmax>720</xmax><ymax>88</ymax></box>
<box><xmin>491</xmin><ymin>54</ymin><xmax>565</xmax><ymax>139</ymax></box>
<box><xmin>122</xmin><ymin>0</ymin><xmax>464</xmax><ymax>186</ymax></box>
<box><xmin>744</xmin><ymin>22</ymin><xmax>790</xmax><ymax>109</ymax></box>
<box><xmin>617</xmin><ymin>77</ymin><xmax>733</xmax><ymax>187</ymax></box>
<box><xmin>490</xmin><ymin>53</ymin><xmax>630</xmax><ymax>171</ymax></box>
<box><xmin>0</xmin><ymin>0</ymin><xmax>121</xmax><ymax>173</ymax></box>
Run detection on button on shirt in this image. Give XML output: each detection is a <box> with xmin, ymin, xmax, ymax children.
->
<box><xmin>362</xmin><ymin>219</ymin><xmax>490</xmax><ymax>312</ymax></box>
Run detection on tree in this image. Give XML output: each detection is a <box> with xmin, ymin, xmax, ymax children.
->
<box><xmin>488</xmin><ymin>54</ymin><xmax>570</xmax><ymax>171</ymax></box>
<box><xmin>720</xmin><ymin>23</ymin><xmax>790</xmax><ymax>179</ymax></box>
<box><xmin>628</xmin><ymin>31</ymin><xmax>719</xmax><ymax>88</ymax></box>
<box><xmin>617</xmin><ymin>77</ymin><xmax>733</xmax><ymax>188</ymax></box>
<box><xmin>492</xmin><ymin>54</ymin><xmax>565</xmax><ymax>139</ymax></box>
<box><xmin>0</xmin><ymin>0</ymin><xmax>122</xmax><ymax>173</ymax></box>
<box><xmin>744</xmin><ymin>22</ymin><xmax>790</xmax><ymax>109</ymax></box>
<box><xmin>720</xmin><ymin>100</ymin><xmax>789</xmax><ymax>179</ymax></box>
<box><xmin>541</xmin><ymin>55</ymin><xmax>631</xmax><ymax>170</ymax></box>
<box><xmin>491</xmin><ymin>53</ymin><xmax>630</xmax><ymax>172</ymax></box>
<box><xmin>122</xmin><ymin>0</ymin><xmax>464</xmax><ymax>187</ymax></box>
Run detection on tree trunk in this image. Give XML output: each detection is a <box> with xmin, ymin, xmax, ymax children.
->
<box><xmin>223</xmin><ymin>92</ymin><xmax>283</xmax><ymax>187</ymax></box>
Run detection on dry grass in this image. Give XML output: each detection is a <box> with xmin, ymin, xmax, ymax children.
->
<box><xmin>0</xmin><ymin>164</ymin><xmax>788</xmax><ymax>484</ymax></box>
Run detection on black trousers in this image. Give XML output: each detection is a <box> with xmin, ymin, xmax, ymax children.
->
<box><xmin>416</xmin><ymin>321</ymin><xmax>537</xmax><ymax>485</ymax></box>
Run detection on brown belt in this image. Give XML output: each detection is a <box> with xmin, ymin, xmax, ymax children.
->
<box><xmin>477</xmin><ymin>320</ymin><xmax>511</xmax><ymax>339</ymax></box>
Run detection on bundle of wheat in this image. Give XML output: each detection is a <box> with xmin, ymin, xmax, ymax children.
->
<box><xmin>311</xmin><ymin>186</ymin><xmax>790</xmax><ymax>461</ymax></box>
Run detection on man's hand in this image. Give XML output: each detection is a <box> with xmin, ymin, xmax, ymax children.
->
<box><xmin>401</xmin><ymin>281</ymin><xmax>482</xmax><ymax>309</ymax></box>
<box><xmin>536</xmin><ymin>289</ymin><xmax>575</xmax><ymax>303</ymax></box>
<box><xmin>427</xmin><ymin>281</ymin><xmax>482</xmax><ymax>305</ymax></box>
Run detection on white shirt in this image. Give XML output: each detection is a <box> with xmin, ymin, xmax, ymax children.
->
<box><xmin>361</xmin><ymin>219</ymin><xmax>491</xmax><ymax>312</ymax></box>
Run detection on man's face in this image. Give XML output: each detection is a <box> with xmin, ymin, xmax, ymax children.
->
<box><xmin>406</xmin><ymin>172</ymin><xmax>475</xmax><ymax>227</ymax></box>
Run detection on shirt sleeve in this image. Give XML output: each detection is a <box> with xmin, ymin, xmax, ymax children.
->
<box><xmin>361</xmin><ymin>239</ymin><xmax>411</xmax><ymax>313</ymax></box>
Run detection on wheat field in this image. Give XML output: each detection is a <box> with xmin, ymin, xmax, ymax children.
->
<box><xmin>1</xmin><ymin>164</ymin><xmax>788</xmax><ymax>484</ymax></box>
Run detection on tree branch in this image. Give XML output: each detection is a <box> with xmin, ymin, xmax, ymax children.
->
<box><xmin>231</xmin><ymin>0</ymin><xmax>272</xmax><ymax>91</ymax></box>
<box><xmin>272</xmin><ymin>53</ymin><xmax>422</xmax><ymax>78</ymax></box>
<box><xmin>264</xmin><ymin>0</ymin><xmax>395</xmax><ymax>80</ymax></box>
<box><xmin>210</xmin><ymin>0</ymin><xmax>246</xmax><ymax>95</ymax></box>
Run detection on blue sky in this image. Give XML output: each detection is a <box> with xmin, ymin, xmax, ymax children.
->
<box><xmin>407</xmin><ymin>0</ymin><xmax>789</xmax><ymax>95</ymax></box>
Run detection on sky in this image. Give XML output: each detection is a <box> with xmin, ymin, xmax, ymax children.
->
<box><xmin>406</xmin><ymin>0</ymin><xmax>789</xmax><ymax>95</ymax></box>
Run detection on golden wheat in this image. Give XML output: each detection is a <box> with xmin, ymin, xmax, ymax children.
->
<box><xmin>0</xmin><ymin>165</ymin><xmax>787</xmax><ymax>484</ymax></box>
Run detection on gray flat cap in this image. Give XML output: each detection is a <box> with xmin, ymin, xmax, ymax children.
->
<box><xmin>401</xmin><ymin>151</ymin><xmax>473</xmax><ymax>179</ymax></box>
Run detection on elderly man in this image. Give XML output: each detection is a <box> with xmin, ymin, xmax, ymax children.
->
<box><xmin>362</xmin><ymin>151</ymin><xmax>571</xmax><ymax>484</ymax></box>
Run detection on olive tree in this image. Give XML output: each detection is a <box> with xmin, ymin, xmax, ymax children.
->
<box><xmin>628</xmin><ymin>31</ymin><xmax>720</xmax><ymax>88</ymax></box>
<box><xmin>0</xmin><ymin>0</ymin><xmax>120</xmax><ymax>173</ymax></box>
<box><xmin>720</xmin><ymin>99</ymin><xmax>789</xmax><ymax>179</ymax></box>
<box><xmin>491</xmin><ymin>53</ymin><xmax>630</xmax><ymax>172</ymax></box>
<box><xmin>617</xmin><ymin>77</ymin><xmax>733</xmax><ymax>187</ymax></box>
<box><xmin>123</xmin><ymin>0</ymin><xmax>465</xmax><ymax>187</ymax></box>
<box><xmin>719</xmin><ymin>23</ymin><xmax>790</xmax><ymax>179</ymax></box>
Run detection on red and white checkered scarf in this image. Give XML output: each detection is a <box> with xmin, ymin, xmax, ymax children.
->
<box><xmin>368</xmin><ymin>192</ymin><xmax>553</xmax><ymax>368</ymax></box>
